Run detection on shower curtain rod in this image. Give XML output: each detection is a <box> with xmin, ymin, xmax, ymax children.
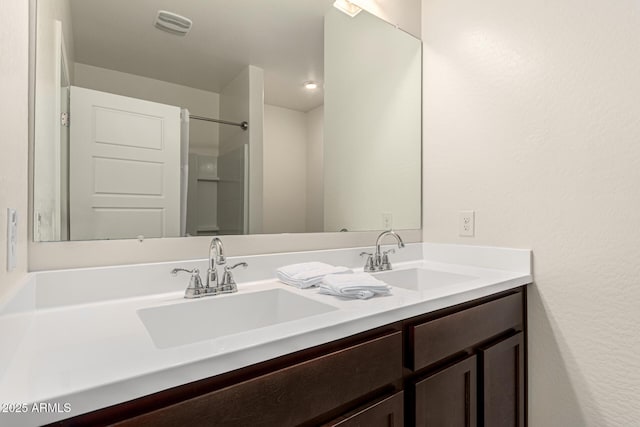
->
<box><xmin>189</xmin><ymin>114</ymin><xmax>249</xmax><ymax>131</ymax></box>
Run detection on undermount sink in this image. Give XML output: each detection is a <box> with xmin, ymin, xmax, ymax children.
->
<box><xmin>138</xmin><ymin>289</ymin><xmax>337</xmax><ymax>349</ymax></box>
<box><xmin>374</xmin><ymin>267</ymin><xmax>478</xmax><ymax>291</ymax></box>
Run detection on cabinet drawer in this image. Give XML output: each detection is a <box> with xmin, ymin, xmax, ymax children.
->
<box><xmin>323</xmin><ymin>392</ymin><xmax>404</xmax><ymax>427</ymax></box>
<box><xmin>116</xmin><ymin>331</ymin><xmax>402</xmax><ymax>427</ymax></box>
<box><xmin>409</xmin><ymin>292</ymin><xmax>522</xmax><ymax>371</ymax></box>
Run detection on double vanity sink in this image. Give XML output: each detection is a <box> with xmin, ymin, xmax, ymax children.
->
<box><xmin>0</xmin><ymin>242</ymin><xmax>531</xmax><ymax>425</ymax></box>
<box><xmin>138</xmin><ymin>233</ymin><xmax>485</xmax><ymax>351</ymax></box>
<box><xmin>139</xmin><ymin>266</ymin><xmax>479</xmax><ymax>350</ymax></box>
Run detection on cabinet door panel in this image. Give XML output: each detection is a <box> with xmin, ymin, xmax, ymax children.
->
<box><xmin>324</xmin><ymin>392</ymin><xmax>403</xmax><ymax>427</ymax></box>
<box><xmin>479</xmin><ymin>332</ymin><xmax>525</xmax><ymax>427</ymax></box>
<box><xmin>414</xmin><ymin>356</ymin><xmax>477</xmax><ymax>427</ymax></box>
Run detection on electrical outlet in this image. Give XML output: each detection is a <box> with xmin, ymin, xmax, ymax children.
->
<box><xmin>382</xmin><ymin>213</ymin><xmax>393</xmax><ymax>229</ymax></box>
<box><xmin>6</xmin><ymin>208</ymin><xmax>17</xmax><ymax>271</ymax></box>
<box><xmin>459</xmin><ymin>210</ymin><xmax>475</xmax><ymax>237</ymax></box>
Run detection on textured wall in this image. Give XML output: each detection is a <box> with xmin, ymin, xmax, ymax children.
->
<box><xmin>422</xmin><ymin>0</ymin><xmax>640</xmax><ymax>425</ymax></box>
<box><xmin>0</xmin><ymin>0</ymin><xmax>29</xmax><ymax>298</ymax></box>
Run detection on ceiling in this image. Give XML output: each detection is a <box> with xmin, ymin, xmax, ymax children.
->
<box><xmin>70</xmin><ymin>0</ymin><xmax>334</xmax><ymax>112</ymax></box>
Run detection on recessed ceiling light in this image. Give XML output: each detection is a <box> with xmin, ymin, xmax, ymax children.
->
<box><xmin>304</xmin><ymin>81</ymin><xmax>318</xmax><ymax>90</ymax></box>
<box><xmin>333</xmin><ymin>0</ymin><xmax>362</xmax><ymax>18</ymax></box>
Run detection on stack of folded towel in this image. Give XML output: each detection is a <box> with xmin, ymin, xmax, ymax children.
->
<box><xmin>276</xmin><ymin>262</ymin><xmax>352</xmax><ymax>289</ymax></box>
<box><xmin>319</xmin><ymin>273</ymin><xmax>392</xmax><ymax>300</ymax></box>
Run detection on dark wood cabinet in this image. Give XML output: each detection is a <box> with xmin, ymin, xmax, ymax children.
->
<box><xmin>50</xmin><ymin>288</ymin><xmax>527</xmax><ymax>427</ymax></box>
<box><xmin>405</xmin><ymin>290</ymin><xmax>526</xmax><ymax>427</ymax></box>
<box><xmin>413</xmin><ymin>356</ymin><xmax>477</xmax><ymax>427</ymax></box>
<box><xmin>113</xmin><ymin>332</ymin><xmax>402</xmax><ymax>427</ymax></box>
<box><xmin>479</xmin><ymin>332</ymin><xmax>525</xmax><ymax>427</ymax></box>
<box><xmin>323</xmin><ymin>392</ymin><xmax>404</xmax><ymax>427</ymax></box>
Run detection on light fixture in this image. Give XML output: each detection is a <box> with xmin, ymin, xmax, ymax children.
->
<box><xmin>304</xmin><ymin>81</ymin><xmax>319</xmax><ymax>90</ymax></box>
<box><xmin>154</xmin><ymin>10</ymin><xmax>193</xmax><ymax>36</ymax></box>
<box><xmin>333</xmin><ymin>0</ymin><xmax>362</xmax><ymax>18</ymax></box>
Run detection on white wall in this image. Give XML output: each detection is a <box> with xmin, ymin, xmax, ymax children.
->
<box><xmin>324</xmin><ymin>8</ymin><xmax>421</xmax><ymax>232</ymax></box>
<box><xmin>74</xmin><ymin>63</ymin><xmax>220</xmax><ymax>157</ymax></box>
<box><xmin>422</xmin><ymin>0</ymin><xmax>640</xmax><ymax>425</ymax></box>
<box><xmin>263</xmin><ymin>105</ymin><xmax>308</xmax><ymax>234</ymax></box>
<box><xmin>0</xmin><ymin>0</ymin><xmax>29</xmax><ymax>299</ymax></box>
<box><xmin>306</xmin><ymin>106</ymin><xmax>324</xmax><ymax>232</ymax></box>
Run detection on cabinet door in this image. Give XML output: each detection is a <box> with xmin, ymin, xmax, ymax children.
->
<box><xmin>479</xmin><ymin>332</ymin><xmax>525</xmax><ymax>427</ymax></box>
<box><xmin>414</xmin><ymin>356</ymin><xmax>477</xmax><ymax>427</ymax></box>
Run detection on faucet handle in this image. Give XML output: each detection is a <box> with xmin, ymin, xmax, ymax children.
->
<box><xmin>171</xmin><ymin>268</ymin><xmax>205</xmax><ymax>298</ymax></box>
<box><xmin>381</xmin><ymin>249</ymin><xmax>396</xmax><ymax>271</ymax></box>
<box><xmin>221</xmin><ymin>262</ymin><xmax>248</xmax><ymax>290</ymax></box>
<box><xmin>360</xmin><ymin>252</ymin><xmax>375</xmax><ymax>272</ymax></box>
<box><xmin>171</xmin><ymin>267</ymin><xmax>202</xmax><ymax>282</ymax></box>
<box><xmin>227</xmin><ymin>262</ymin><xmax>248</xmax><ymax>272</ymax></box>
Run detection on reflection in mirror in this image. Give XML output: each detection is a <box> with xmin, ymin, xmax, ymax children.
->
<box><xmin>32</xmin><ymin>0</ymin><xmax>421</xmax><ymax>242</ymax></box>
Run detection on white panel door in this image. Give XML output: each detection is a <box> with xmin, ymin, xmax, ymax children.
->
<box><xmin>69</xmin><ymin>86</ymin><xmax>181</xmax><ymax>240</ymax></box>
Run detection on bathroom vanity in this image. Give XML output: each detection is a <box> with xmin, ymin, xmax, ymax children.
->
<box><xmin>66</xmin><ymin>288</ymin><xmax>525</xmax><ymax>427</ymax></box>
<box><xmin>0</xmin><ymin>243</ymin><xmax>531</xmax><ymax>426</ymax></box>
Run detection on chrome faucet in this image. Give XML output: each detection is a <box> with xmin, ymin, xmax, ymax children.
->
<box><xmin>361</xmin><ymin>230</ymin><xmax>405</xmax><ymax>272</ymax></box>
<box><xmin>208</xmin><ymin>237</ymin><xmax>226</xmax><ymax>288</ymax></box>
<box><xmin>170</xmin><ymin>237</ymin><xmax>247</xmax><ymax>299</ymax></box>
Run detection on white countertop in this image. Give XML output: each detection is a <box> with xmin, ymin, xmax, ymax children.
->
<box><xmin>0</xmin><ymin>243</ymin><xmax>532</xmax><ymax>426</ymax></box>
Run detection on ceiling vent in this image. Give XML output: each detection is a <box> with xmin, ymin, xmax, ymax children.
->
<box><xmin>154</xmin><ymin>10</ymin><xmax>192</xmax><ymax>36</ymax></box>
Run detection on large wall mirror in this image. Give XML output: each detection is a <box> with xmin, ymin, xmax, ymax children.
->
<box><xmin>32</xmin><ymin>0</ymin><xmax>421</xmax><ymax>242</ymax></box>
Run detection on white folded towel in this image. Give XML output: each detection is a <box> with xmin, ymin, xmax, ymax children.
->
<box><xmin>319</xmin><ymin>273</ymin><xmax>392</xmax><ymax>300</ymax></box>
<box><xmin>276</xmin><ymin>262</ymin><xmax>352</xmax><ymax>289</ymax></box>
